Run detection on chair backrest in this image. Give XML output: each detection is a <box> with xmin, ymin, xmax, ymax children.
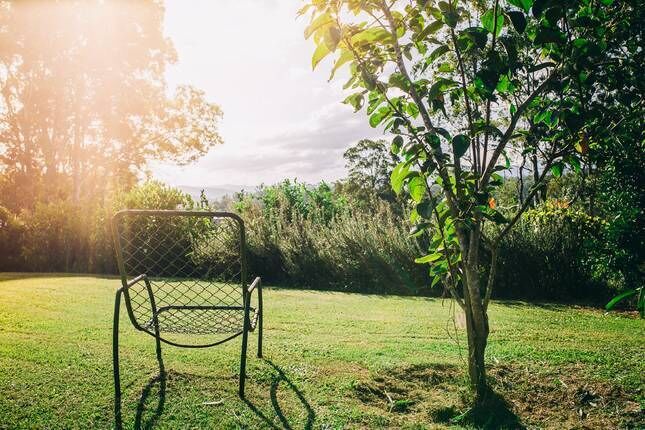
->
<box><xmin>112</xmin><ymin>210</ymin><xmax>246</xmax><ymax>331</ymax></box>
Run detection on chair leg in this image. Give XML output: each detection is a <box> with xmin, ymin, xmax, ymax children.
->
<box><xmin>152</xmin><ymin>317</ymin><xmax>165</xmax><ymax>378</ymax></box>
<box><xmin>257</xmin><ymin>309</ymin><xmax>263</xmax><ymax>359</ymax></box>
<box><xmin>144</xmin><ymin>276</ymin><xmax>165</xmax><ymax>379</ymax></box>
<box><xmin>113</xmin><ymin>289</ymin><xmax>123</xmax><ymax>430</ymax></box>
<box><xmin>239</xmin><ymin>323</ymin><xmax>249</xmax><ymax>397</ymax></box>
<box><xmin>257</xmin><ymin>283</ymin><xmax>263</xmax><ymax>359</ymax></box>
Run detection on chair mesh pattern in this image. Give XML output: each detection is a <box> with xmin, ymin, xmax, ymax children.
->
<box><xmin>114</xmin><ymin>212</ymin><xmax>253</xmax><ymax>336</ymax></box>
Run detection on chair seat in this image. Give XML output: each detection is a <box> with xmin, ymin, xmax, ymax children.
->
<box><xmin>143</xmin><ymin>306</ymin><xmax>258</xmax><ymax>335</ymax></box>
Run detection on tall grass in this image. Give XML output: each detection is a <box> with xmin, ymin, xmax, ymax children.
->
<box><xmin>244</xmin><ymin>202</ymin><xmax>428</xmax><ymax>294</ymax></box>
<box><xmin>233</xmin><ymin>180</ymin><xmax>428</xmax><ymax>294</ymax></box>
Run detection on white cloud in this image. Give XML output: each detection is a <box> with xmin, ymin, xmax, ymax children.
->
<box><xmin>153</xmin><ymin>101</ymin><xmax>381</xmax><ymax>186</ymax></box>
<box><xmin>154</xmin><ymin>0</ymin><xmax>382</xmax><ymax>187</ymax></box>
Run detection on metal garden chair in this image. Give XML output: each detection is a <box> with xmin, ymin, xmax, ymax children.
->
<box><xmin>111</xmin><ymin>210</ymin><xmax>263</xmax><ymax>425</ymax></box>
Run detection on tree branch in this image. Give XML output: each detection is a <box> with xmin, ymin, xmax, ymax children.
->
<box><xmin>379</xmin><ymin>1</ymin><xmax>466</xmax><ymax>246</ymax></box>
<box><xmin>493</xmin><ymin>156</ymin><xmax>556</xmax><ymax>244</ymax></box>
<box><xmin>480</xmin><ymin>69</ymin><xmax>558</xmax><ymax>187</ymax></box>
<box><xmin>483</xmin><ymin>245</ymin><xmax>498</xmax><ymax>311</ymax></box>
<box><xmin>481</xmin><ymin>0</ymin><xmax>500</xmax><ymax>174</ymax></box>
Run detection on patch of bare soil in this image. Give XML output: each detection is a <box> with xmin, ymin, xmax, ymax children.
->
<box><xmin>351</xmin><ymin>364</ymin><xmax>470</xmax><ymax>427</ymax></box>
<box><xmin>350</xmin><ymin>363</ymin><xmax>643</xmax><ymax>429</ymax></box>
<box><xmin>489</xmin><ymin>363</ymin><xmax>644</xmax><ymax>429</ymax></box>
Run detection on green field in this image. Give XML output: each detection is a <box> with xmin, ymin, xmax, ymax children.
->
<box><xmin>0</xmin><ymin>274</ymin><xmax>642</xmax><ymax>429</ymax></box>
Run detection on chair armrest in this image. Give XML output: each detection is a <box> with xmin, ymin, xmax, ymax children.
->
<box><xmin>125</xmin><ymin>273</ymin><xmax>148</xmax><ymax>290</ymax></box>
<box><xmin>247</xmin><ymin>276</ymin><xmax>261</xmax><ymax>294</ymax></box>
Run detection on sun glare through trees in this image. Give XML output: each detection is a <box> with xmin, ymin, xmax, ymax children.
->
<box><xmin>0</xmin><ymin>1</ymin><xmax>642</xmax><ymax>429</ymax></box>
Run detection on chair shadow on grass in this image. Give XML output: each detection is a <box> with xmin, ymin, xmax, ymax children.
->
<box><xmin>243</xmin><ymin>360</ymin><xmax>316</xmax><ymax>430</ymax></box>
<box><xmin>129</xmin><ymin>359</ymin><xmax>314</xmax><ymax>430</ymax></box>
<box><xmin>133</xmin><ymin>372</ymin><xmax>167</xmax><ymax>430</ymax></box>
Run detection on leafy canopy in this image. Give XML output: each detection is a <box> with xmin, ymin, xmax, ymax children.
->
<box><xmin>303</xmin><ymin>0</ymin><xmax>615</xmax><ymax>296</ymax></box>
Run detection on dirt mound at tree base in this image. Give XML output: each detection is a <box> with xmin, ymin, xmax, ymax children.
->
<box><xmin>351</xmin><ymin>362</ymin><xmax>643</xmax><ymax>429</ymax></box>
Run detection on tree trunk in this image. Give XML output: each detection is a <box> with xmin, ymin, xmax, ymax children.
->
<box><xmin>464</xmin><ymin>294</ymin><xmax>489</xmax><ymax>401</ymax></box>
<box><xmin>463</xmin><ymin>224</ymin><xmax>490</xmax><ymax>403</ymax></box>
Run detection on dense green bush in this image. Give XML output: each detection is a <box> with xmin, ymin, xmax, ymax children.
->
<box><xmin>0</xmin><ymin>205</ymin><xmax>25</xmax><ymax>272</ymax></box>
<box><xmin>237</xmin><ymin>180</ymin><xmax>428</xmax><ymax>294</ymax></box>
<box><xmin>16</xmin><ymin>202</ymin><xmax>84</xmax><ymax>272</ymax></box>
<box><xmin>4</xmin><ymin>181</ymin><xmax>200</xmax><ymax>275</ymax></box>
<box><xmin>0</xmin><ymin>178</ymin><xmax>632</xmax><ymax>303</ymax></box>
<box><xmin>494</xmin><ymin>201</ymin><xmax>610</xmax><ymax>302</ymax></box>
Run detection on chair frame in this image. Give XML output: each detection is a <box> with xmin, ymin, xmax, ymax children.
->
<box><xmin>111</xmin><ymin>209</ymin><xmax>263</xmax><ymax>427</ymax></box>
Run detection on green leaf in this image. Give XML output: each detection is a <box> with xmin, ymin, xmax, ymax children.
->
<box><xmin>482</xmin><ymin>8</ymin><xmax>504</xmax><ymax>37</ymax></box>
<box><xmin>425</xmin><ymin>133</ymin><xmax>441</xmax><ymax>149</ymax></box>
<box><xmin>499</xmin><ymin>35</ymin><xmax>518</xmax><ymax>67</ymax></box>
<box><xmin>389</xmin><ymin>72</ymin><xmax>410</xmax><ymax>91</ymax></box>
<box><xmin>460</xmin><ymin>27</ymin><xmax>488</xmax><ymax>50</ymax></box>
<box><xmin>369</xmin><ymin>106</ymin><xmax>391</xmax><ymax>128</ymax></box>
<box><xmin>329</xmin><ymin>49</ymin><xmax>353</xmax><ymax>80</ymax></box>
<box><xmin>508</xmin><ymin>0</ymin><xmax>533</xmax><ymax>13</ymax></box>
<box><xmin>304</xmin><ymin>12</ymin><xmax>333</xmax><ymax>39</ymax></box>
<box><xmin>312</xmin><ymin>42</ymin><xmax>330</xmax><ymax>70</ymax></box>
<box><xmin>426</xmin><ymin>44</ymin><xmax>450</xmax><ymax>65</ymax></box>
<box><xmin>572</xmin><ymin>38</ymin><xmax>588</xmax><ymax>49</ymax></box>
<box><xmin>503</xmin><ymin>151</ymin><xmax>511</xmax><ymax>169</ymax></box>
<box><xmin>496</xmin><ymin>74</ymin><xmax>514</xmax><ymax>94</ymax></box>
<box><xmin>405</xmin><ymin>101</ymin><xmax>420</xmax><ymax>118</ymax></box>
<box><xmin>433</xmin><ymin>127</ymin><xmax>451</xmax><ymax>141</ymax></box>
<box><xmin>437</xmin><ymin>62</ymin><xmax>454</xmax><ymax>72</ymax></box>
<box><xmin>535</xmin><ymin>27</ymin><xmax>565</xmax><ymax>45</ymax></box>
<box><xmin>324</xmin><ymin>26</ymin><xmax>341</xmax><ymax>51</ymax></box>
<box><xmin>605</xmin><ymin>289</ymin><xmax>637</xmax><ymax>310</ymax></box>
<box><xmin>531</xmin><ymin>0</ymin><xmax>551</xmax><ymax>18</ymax></box>
<box><xmin>415</xmin><ymin>252</ymin><xmax>444</xmax><ymax>264</ymax></box>
<box><xmin>410</xmin><ymin>222</ymin><xmax>431</xmax><ymax>237</ymax></box>
<box><xmin>390</xmin><ymin>162</ymin><xmax>410</xmax><ymax>194</ymax></box>
<box><xmin>427</xmin><ymin>78</ymin><xmax>458</xmax><ymax>99</ymax></box>
<box><xmin>391</xmin><ymin>135</ymin><xmax>403</xmax><ymax>154</ymax></box>
<box><xmin>417</xmin><ymin>20</ymin><xmax>444</xmax><ymax>40</ymax></box>
<box><xmin>439</xmin><ymin>1</ymin><xmax>458</xmax><ymax>28</ymax></box>
<box><xmin>550</xmin><ymin>162</ymin><xmax>563</xmax><ymax>177</ymax></box>
<box><xmin>473</xmin><ymin>122</ymin><xmax>503</xmax><ymax>138</ymax></box>
<box><xmin>417</xmin><ymin>199</ymin><xmax>435</xmax><ymax>219</ymax></box>
<box><xmin>452</xmin><ymin>134</ymin><xmax>470</xmax><ymax>159</ymax></box>
<box><xmin>533</xmin><ymin>109</ymin><xmax>551</xmax><ymax>125</ymax></box>
<box><xmin>361</xmin><ymin>69</ymin><xmax>376</xmax><ymax>90</ymax></box>
<box><xmin>351</xmin><ymin>28</ymin><xmax>392</xmax><ymax>45</ymax></box>
<box><xmin>343</xmin><ymin>93</ymin><xmax>364</xmax><ymax>112</ymax></box>
<box><xmin>566</xmin><ymin>155</ymin><xmax>581</xmax><ymax>173</ymax></box>
<box><xmin>366</xmin><ymin>91</ymin><xmax>385</xmax><ymax>115</ymax></box>
<box><xmin>408</xmin><ymin>175</ymin><xmax>427</xmax><ymax>203</ymax></box>
<box><xmin>507</xmin><ymin>11</ymin><xmax>527</xmax><ymax>33</ymax></box>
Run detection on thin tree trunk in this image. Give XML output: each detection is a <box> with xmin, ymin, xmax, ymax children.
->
<box><xmin>531</xmin><ymin>155</ymin><xmax>548</xmax><ymax>204</ymax></box>
<box><xmin>463</xmin><ymin>223</ymin><xmax>490</xmax><ymax>402</ymax></box>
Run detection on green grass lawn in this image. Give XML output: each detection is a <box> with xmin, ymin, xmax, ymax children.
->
<box><xmin>0</xmin><ymin>273</ymin><xmax>642</xmax><ymax>429</ymax></box>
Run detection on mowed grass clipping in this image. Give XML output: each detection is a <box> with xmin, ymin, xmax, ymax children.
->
<box><xmin>0</xmin><ymin>274</ymin><xmax>642</xmax><ymax>429</ymax></box>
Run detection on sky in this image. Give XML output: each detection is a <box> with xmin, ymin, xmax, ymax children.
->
<box><xmin>155</xmin><ymin>0</ymin><xmax>381</xmax><ymax>187</ymax></box>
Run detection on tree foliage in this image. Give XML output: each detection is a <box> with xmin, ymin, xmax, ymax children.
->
<box><xmin>341</xmin><ymin>138</ymin><xmax>400</xmax><ymax>205</ymax></box>
<box><xmin>0</xmin><ymin>0</ymin><xmax>223</xmax><ymax>210</ymax></box>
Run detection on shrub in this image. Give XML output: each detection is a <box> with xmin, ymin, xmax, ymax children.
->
<box><xmin>236</xmin><ymin>183</ymin><xmax>429</xmax><ymax>294</ymax></box>
<box><xmin>20</xmin><ymin>201</ymin><xmax>84</xmax><ymax>272</ymax></box>
<box><xmin>494</xmin><ymin>201</ymin><xmax>609</xmax><ymax>302</ymax></box>
<box><xmin>114</xmin><ymin>180</ymin><xmax>196</xmax><ymax>210</ymax></box>
<box><xmin>0</xmin><ymin>205</ymin><xmax>25</xmax><ymax>271</ymax></box>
